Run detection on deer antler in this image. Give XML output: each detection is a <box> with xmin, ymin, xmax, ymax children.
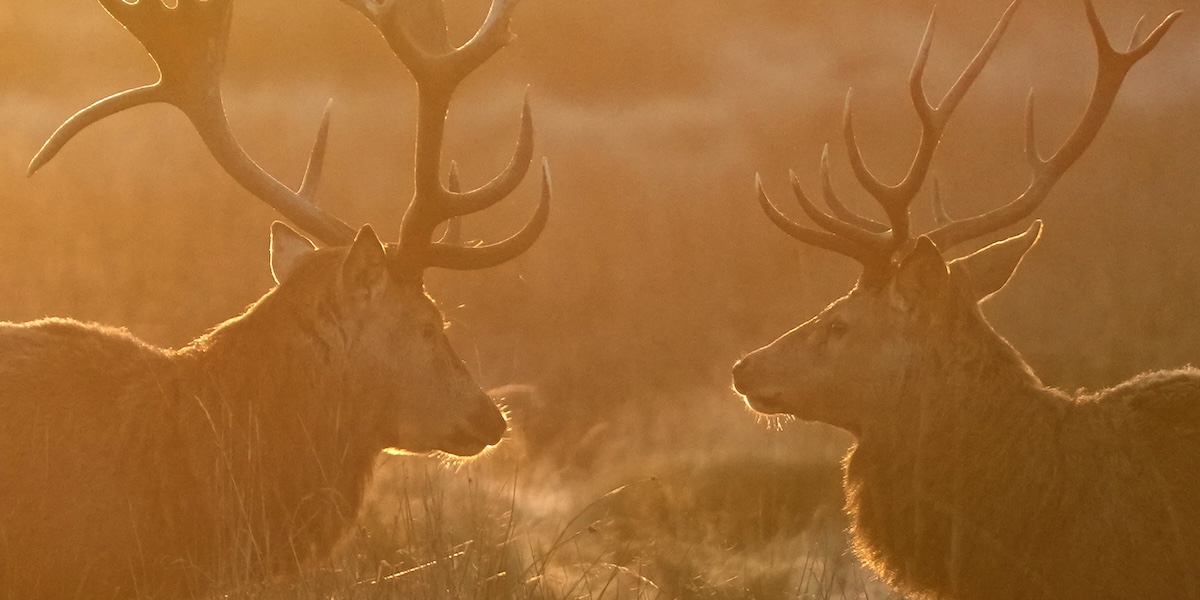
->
<box><xmin>757</xmin><ymin>0</ymin><xmax>1179</xmax><ymax>285</ymax></box>
<box><xmin>926</xmin><ymin>2</ymin><xmax>1180</xmax><ymax>249</ymax></box>
<box><xmin>31</xmin><ymin>0</ymin><xmax>552</xmax><ymax>275</ymax></box>
<box><xmin>339</xmin><ymin>0</ymin><xmax>551</xmax><ymax>273</ymax></box>
<box><xmin>29</xmin><ymin>0</ymin><xmax>356</xmax><ymax>247</ymax></box>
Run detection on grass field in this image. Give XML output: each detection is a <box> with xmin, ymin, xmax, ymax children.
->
<box><xmin>2</xmin><ymin>0</ymin><xmax>1199</xmax><ymax>597</ymax></box>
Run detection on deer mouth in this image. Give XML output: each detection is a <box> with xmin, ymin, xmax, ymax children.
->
<box><xmin>733</xmin><ymin>368</ymin><xmax>790</xmax><ymax>415</ymax></box>
<box><xmin>436</xmin><ymin>410</ymin><xmax>508</xmax><ymax>457</ymax></box>
<box><xmin>437</xmin><ymin>429</ymin><xmax>501</xmax><ymax>457</ymax></box>
<box><xmin>743</xmin><ymin>392</ymin><xmax>788</xmax><ymax>415</ymax></box>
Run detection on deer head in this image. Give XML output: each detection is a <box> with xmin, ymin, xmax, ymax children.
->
<box><xmin>29</xmin><ymin>0</ymin><xmax>552</xmax><ymax>457</ymax></box>
<box><xmin>732</xmin><ymin>0</ymin><xmax>1178</xmax><ymax>435</ymax></box>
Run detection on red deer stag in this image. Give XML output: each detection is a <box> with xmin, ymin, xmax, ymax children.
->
<box><xmin>2</xmin><ymin>0</ymin><xmax>550</xmax><ymax>597</ymax></box>
<box><xmin>732</xmin><ymin>2</ymin><xmax>1196</xmax><ymax>599</ymax></box>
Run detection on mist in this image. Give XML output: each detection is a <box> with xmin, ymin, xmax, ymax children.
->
<box><xmin>1</xmin><ymin>0</ymin><xmax>1198</xmax><ymax>595</ymax></box>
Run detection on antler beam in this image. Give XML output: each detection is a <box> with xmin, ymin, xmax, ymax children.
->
<box><xmin>926</xmin><ymin>2</ymin><xmax>1181</xmax><ymax>250</ymax></box>
<box><xmin>757</xmin><ymin>0</ymin><xmax>1179</xmax><ymax>283</ymax></box>
<box><xmin>31</xmin><ymin>0</ymin><xmax>552</xmax><ymax>276</ymax></box>
<box><xmin>29</xmin><ymin>0</ymin><xmax>357</xmax><ymax>247</ymax></box>
<box><xmin>339</xmin><ymin>0</ymin><xmax>551</xmax><ymax>274</ymax></box>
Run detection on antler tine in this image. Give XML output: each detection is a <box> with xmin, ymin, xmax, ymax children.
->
<box><xmin>190</xmin><ymin>98</ymin><xmax>356</xmax><ymax>246</ymax></box>
<box><xmin>438</xmin><ymin>216</ymin><xmax>466</xmax><ymax>247</ymax></box>
<box><xmin>1110</xmin><ymin>4</ymin><xmax>1181</xmax><ymax>61</ymax></box>
<box><xmin>426</xmin><ymin>159</ymin><xmax>552</xmax><ymax>271</ymax></box>
<box><xmin>436</xmin><ymin>162</ymin><xmax>465</xmax><ymax>246</ymax></box>
<box><xmin>341</xmin><ymin>0</ymin><xmax>548</xmax><ymax>274</ymax></box>
<box><xmin>842</xmin><ymin>89</ymin><xmax>912</xmax><ymax>248</ymax></box>
<box><xmin>444</xmin><ymin>91</ymin><xmax>535</xmax><ymax>218</ymax></box>
<box><xmin>789</xmin><ymin>170</ymin><xmax>890</xmax><ymax>249</ymax></box>
<box><xmin>908</xmin><ymin>9</ymin><xmax>938</xmax><ymax>128</ymax></box>
<box><xmin>31</xmin><ymin>0</ymin><xmax>356</xmax><ymax>247</ymax></box>
<box><xmin>756</xmin><ymin>174</ymin><xmax>877</xmax><ymax>265</ymax></box>
<box><xmin>27</xmin><ymin>85</ymin><xmax>161</xmax><ymax>177</ymax></box>
<box><xmin>298</xmin><ymin>99</ymin><xmax>334</xmax><ymax>204</ymax></box>
<box><xmin>1023</xmin><ymin>89</ymin><xmax>1046</xmax><ymax>168</ymax></box>
<box><xmin>1128</xmin><ymin>16</ymin><xmax>1148</xmax><ymax>52</ymax></box>
<box><xmin>818</xmin><ymin>144</ymin><xmax>889</xmax><ymax>234</ymax></box>
<box><xmin>933</xmin><ymin>0</ymin><xmax>1023</xmax><ymax>122</ymax></box>
<box><xmin>842</xmin><ymin>0</ymin><xmax>1021</xmax><ymax>250</ymax></box>
<box><xmin>928</xmin><ymin>2</ymin><xmax>1182</xmax><ymax>251</ymax></box>
<box><xmin>931</xmin><ymin>178</ymin><xmax>954</xmax><ymax>227</ymax></box>
<box><xmin>344</xmin><ymin>0</ymin><xmax>515</xmax><ymax>85</ymax></box>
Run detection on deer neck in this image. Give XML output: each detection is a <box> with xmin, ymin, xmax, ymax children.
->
<box><xmin>859</xmin><ymin>304</ymin><xmax>1058</xmax><ymax>451</ymax></box>
<box><xmin>847</xmin><ymin>305</ymin><xmax>1069</xmax><ymax>514</ymax></box>
<box><xmin>844</xmin><ymin>308</ymin><xmax>1071</xmax><ymax>591</ymax></box>
<box><xmin>171</xmin><ymin>294</ymin><xmax>382</xmax><ymax>568</ymax></box>
<box><xmin>181</xmin><ymin>304</ymin><xmax>340</xmax><ymax>425</ymax></box>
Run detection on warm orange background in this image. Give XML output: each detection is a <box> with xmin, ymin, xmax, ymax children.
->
<box><xmin>2</xmin><ymin>0</ymin><xmax>1198</xmax><ymax>451</ymax></box>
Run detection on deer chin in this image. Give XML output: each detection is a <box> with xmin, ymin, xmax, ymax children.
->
<box><xmin>435</xmin><ymin>438</ymin><xmax>493</xmax><ymax>457</ymax></box>
<box><xmin>433</xmin><ymin>425</ymin><xmax>506</xmax><ymax>457</ymax></box>
<box><xmin>383</xmin><ymin>435</ymin><xmax>499</xmax><ymax>458</ymax></box>
<box><xmin>383</xmin><ymin>423</ymin><xmax>506</xmax><ymax>457</ymax></box>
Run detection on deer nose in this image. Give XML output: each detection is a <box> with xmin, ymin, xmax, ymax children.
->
<box><xmin>731</xmin><ymin>358</ymin><xmax>753</xmax><ymax>394</ymax></box>
<box><xmin>476</xmin><ymin>401</ymin><xmax>509</xmax><ymax>444</ymax></box>
<box><xmin>463</xmin><ymin>395</ymin><xmax>508</xmax><ymax>445</ymax></box>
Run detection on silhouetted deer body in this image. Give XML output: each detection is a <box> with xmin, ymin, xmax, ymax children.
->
<box><xmin>733</xmin><ymin>2</ymin><xmax>1197</xmax><ymax>598</ymax></box>
<box><xmin>2</xmin><ymin>0</ymin><xmax>551</xmax><ymax>597</ymax></box>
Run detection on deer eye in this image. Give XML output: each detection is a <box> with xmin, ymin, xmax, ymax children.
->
<box><xmin>421</xmin><ymin>322</ymin><xmax>440</xmax><ymax>340</ymax></box>
<box><xmin>828</xmin><ymin>319</ymin><xmax>848</xmax><ymax>337</ymax></box>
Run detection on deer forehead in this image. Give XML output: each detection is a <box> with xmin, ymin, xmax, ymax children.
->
<box><xmin>274</xmin><ymin>251</ymin><xmax>432</xmax><ymax>311</ymax></box>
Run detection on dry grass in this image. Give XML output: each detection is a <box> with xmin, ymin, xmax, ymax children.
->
<box><xmin>195</xmin><ymin>430</ymin><xmax>900</xmax><ymax>600</ymax></box>
<box><xmin>101</xmin><ymin>391</ymin><xmax>895</xmax><ymax>599</ymax></box>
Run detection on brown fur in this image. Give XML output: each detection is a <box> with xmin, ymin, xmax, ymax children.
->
<box><xmin>734</xmin><ymin>237</ymin><xmax>1200</xmax><ymax>599</ymax></box>
<box><xmin>0</xmin><ymin>228</ymin><xmax>506</xmax><ymax>599</ymax></box>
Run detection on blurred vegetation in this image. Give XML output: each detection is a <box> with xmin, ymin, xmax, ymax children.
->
<box><xmin>195</xmin><ymin>452</ymin><xmax>895</xmax><ymax>599</ymax></box>
<box><xmin>1</xmin><ymin>0</ymin><xmax>1198</xmax><ymax>597</ymax></box>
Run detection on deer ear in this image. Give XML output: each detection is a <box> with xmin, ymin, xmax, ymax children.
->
<box><xmin>270</xmin><ymin>221</ymin><xmax>317</xmax><ymax>285</ymax></box>
<box><xmin>341</xmin><ymin>224</ymin><xmax>388</xmax><ymax>296</ymax></box>
<box><xmin>949</xmin><ymin>220</ymin><xmax>1042</xmax><ymax>303</ymax></box>
<box><xmin>891</xmin><ymin>236</ymin><xmax>949</xmax><ymax>311</ymax></box>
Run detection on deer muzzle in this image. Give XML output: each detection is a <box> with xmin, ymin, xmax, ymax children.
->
<box><xmin>438</xmin><ymin>398</ymin><xmax>508</xmax><ymax>457</ymax></box>
<box><xmin>732</xmin><ymin>355</ymin><xmax>788</xmax><ymax>414</ymax></box>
